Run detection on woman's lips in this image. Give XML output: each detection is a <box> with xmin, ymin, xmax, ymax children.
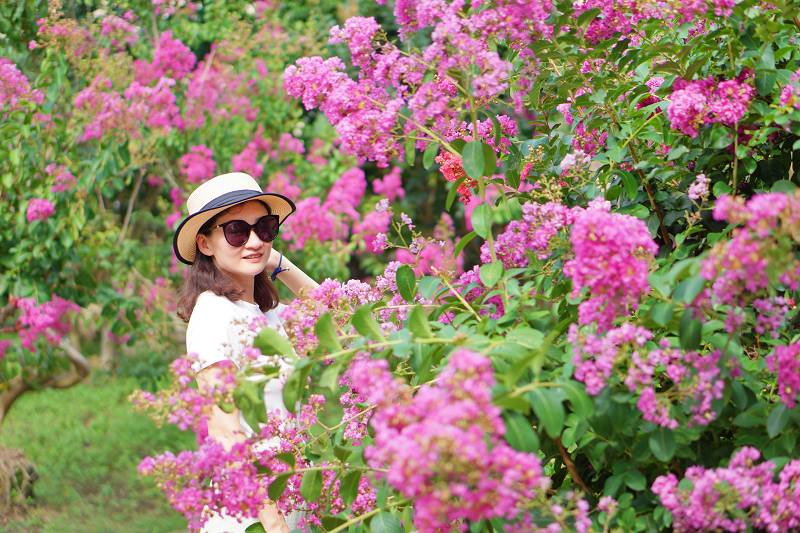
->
<box><xmin>243</xmin><ymin>253</ymin><xmax>263</xmax><ymax>261</ymax></box>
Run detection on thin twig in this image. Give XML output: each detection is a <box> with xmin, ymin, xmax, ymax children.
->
<box><xmin>555</xmin><ymin>436</ymin><xmax>591</xmax><ymax>494</ymax></box>
<box><xmin>118</xmin><ymin>170</ymin><xmax>144</xmax><ymax>244</ymax></box>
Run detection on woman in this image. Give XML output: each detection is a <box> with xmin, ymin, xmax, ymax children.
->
<box><xmin>173</xmin><ymin>172</ymin><xmax>318</xmax><ymax>533</ymax></box>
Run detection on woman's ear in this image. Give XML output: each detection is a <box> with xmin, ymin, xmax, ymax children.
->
<box><xmin>196</xmin><ymin>234</ymin><xmax>213</xmax><ymax>257</ymax></box>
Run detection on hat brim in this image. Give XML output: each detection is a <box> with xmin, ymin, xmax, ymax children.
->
<box><xmin>172</xmin><ymin>191</ymin><xmax>296</xmax><ymax>265</ymax></box>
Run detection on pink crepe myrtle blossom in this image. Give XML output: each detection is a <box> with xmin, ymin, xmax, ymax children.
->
<box><xmin>1</xmin><ymin>58</ymin><xmax>44</xmax><ymax>114</ymax></box>
<box><xmin>14</xmin><ymin>295</ymin><xmax>79</xmax><ymax>350</ymax></box>
<box><xmin>26</xmin><ymin>198</ymin><xmax>55</xmax><ymax>222</ymax></box>
<box><xmin>179</xmin><ymin>145</ymin><xmax>216</xmax><ymax>184</ymax></box>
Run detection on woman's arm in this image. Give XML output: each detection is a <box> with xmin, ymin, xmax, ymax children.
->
<box><xmin>196</xmin><ymin>364</ymin><xmax>290</xmax><ymax>533</ymax></box>
<box><xmin>267</xmin><ymin>248</ymin><xmax>319</xmax><ymax>296</ymax></box>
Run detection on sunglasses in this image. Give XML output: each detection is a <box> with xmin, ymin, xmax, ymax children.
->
<box><xmin>213</xmin><ymin>214</ymin><xmax>280</xmax><ymax>247</ymax></box>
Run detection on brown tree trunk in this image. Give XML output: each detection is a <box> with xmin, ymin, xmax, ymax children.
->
<box><xmin>0</xmin><ymin>339</ymin><xmax>90</xmax><ymax>429</ymax></box>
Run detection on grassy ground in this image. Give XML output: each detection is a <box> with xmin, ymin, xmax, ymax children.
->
<box><xmin>0</xmin><ymin>376</ymin><xmax>194</xmax><ymax>533</ymax></box>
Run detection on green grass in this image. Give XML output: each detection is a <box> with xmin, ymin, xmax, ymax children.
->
<box><xmin>0</xmin><ymin>375</ymin><xmax>195</xmax><ymax>533</ymax></box>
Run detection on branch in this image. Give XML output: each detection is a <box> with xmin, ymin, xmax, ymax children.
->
<box><xmin>555</xmin><ymin>436</ymin><xmax>591</xmax><ymax>495</ymax></box>
<box><xmin>43</xmin><ymin>339</ymin><xmax>91</xmax><ymax>389</ymax></box>
<box><xmin>118</xmin><ymin>170</ymin><xmax>145</xmax><ymax>244</ymax></box>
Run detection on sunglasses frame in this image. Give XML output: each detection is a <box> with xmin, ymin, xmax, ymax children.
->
<box><xmin>213</xmin><ymin>214</ymin><xmax>281</xmax><ymax>247</ymax></box>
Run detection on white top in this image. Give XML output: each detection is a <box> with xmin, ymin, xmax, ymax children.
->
<box><xmin>186</xmin><ymin>290</ymin><xmax>293</xmax><ymax>428</ymax></box>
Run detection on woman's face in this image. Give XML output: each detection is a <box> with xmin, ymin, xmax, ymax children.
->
<box><xmin>196</xmin><ymin>201</ymin><xmax>272</xmax><ymax>285</ymax></box>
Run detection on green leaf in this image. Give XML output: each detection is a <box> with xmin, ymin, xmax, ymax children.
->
<box><xmin>423</xmin><ymin>143</ymin><xmax>439</xmax><ymax>169</ymax></box>
<box><xmin>319</xmin><ymin>363</ymin><xmax>341</xmax><ymax>391</ymax></box>
<box><xmin>767</xmin><ymin>404</ymin><xmax>790</xmax><ymax>438</ymax></box>
<box><xmin>340</xmin><ymin>471</ymin><xmax>362</xmax><ymax>506</ymax></box>
<box><xmin>352</xmin><ymin>305</ymin><xmax>385</xmax><ymax>341</ymax></box>
<box><xmin>679</xmin><ymin>309</ymin><xmax>702</xmax><ymax>351</ymax></box>
<box><xmin>624</xmin><ymin>470</ymin><xmax>647</xmax><ymax>491</ymax></box>
<box><xmin>649</xmin><ymin>428</ymin><xmax>676</xmax><ymax>461</ymax></box>
<box><xmin>407</xmin><ymin>305</ymin><xmax>432</xmax><ymax>338</ymax></box>
<box><xmin>462</xmin><ymin>141</ymin><xmax>485</xmax><ymax>179</ymax></box>
<box><xmin>445</xmin><ymin>176</ymin><xmax>468</xmax><ymax>210</ymax></box>
<box><xmin>471</xmin><ymin>203</ymin><xmax>492</xmax><ymax>239</ymax></box>
<box><xmin>528</xmin><ymin>388</ymin><xmax>565</xmax><ymax>438</ymax></box>
<box><xmin>300</xmin><ymin>469</ymin><xmax>323</xmax><ymax>501</ymax></box>
<box><xmin>404</xmin><ymin>136</ymin><xmax>416</xmax><ymax>166</ymax></box>
<box><xmin>274</xmin><ymin>452</ymin><xmax>296</xmax><ymax>469</ymax></box>
<box><xmin>454</xmin><ymin>231</ymin><xmax>476</xmax><ymax>257</ymax></box>
<box><xmin>673</xmin><ymin>276</ymin><xmax>705</xmax><ymax>304</ymax></box>
<box><xmin>396</xmin><ymin>265</ymin><xmax>416</xmax><ymax>302</ymax></box>
<box><xmin>244</xmin><ymin>523</ymin><xmax>266</xmax><ymax>533</ymax></box>
<box><xmin>561</xmin><ymin>381</ymin><xmax>594</xmax><ymax>418</ymax></box>
<box><xmin>482</xmin><ymin>142</ymin><xmax>497</xmax><ymax>176</ymax></box>
<box><xmin>371</xmin><ymin>511</ymin><xmax>403</xmax><ymax>533</ymax></box>
<box><xmin>650</xmin><ymin>302</ymin><xmax>675</xmax><ymax>327</ymax></box>
<box><xmin>254</xmin><ymin>327</ymin><xmax>293</xmax><ymax>356</ymax></box>
<box><xmin>713</xmin><ymin>180</ymin><xmax>732</xmax><ymax>197</ymax></box>
<box><xmin>268</xmin><ymin>473</ymin><xmax>291</xmax><ymax>500</ymax></box>
<box><xmin>756</xmin><ymin>69</ymin><xmax>778</xmax><ymax>96</ymax></box>
<box><xmin>314</xmin><ymin>313</ymin><xmax>342</xmax><ymax>353</ymax></box>
<box><xmin>479</xmin><ymin>261</ymin><xmax>503</xmax><ymax>288</ymax></box>
<box><xmin>503</xmin><ymin>412</ymin><xmax>540</xmax><ymax>452</ymax></box>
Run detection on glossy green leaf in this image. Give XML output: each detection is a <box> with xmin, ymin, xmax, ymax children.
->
<box><xmin>404</xmin><ymin>136</ymin><xmax>416</xmax><ymax>166</ymax></box>
<box><xmin>268</xmin><ymin>473</ymin><xmax>291</xmax><ymax>501</ymax></box>
<box><xmin>254</xmin><ymin>327</ymin><xmax>293</xmax><ymax>357</ymax></box>
<box><xmin>561</xmin><ymin>381</ymin><xmax>594</xmax><ymax>418</ymax></box>
<box><xmin>679</xmin><ymin>309</ymin><xmax>702</xmax><ymax>351</ymax></box>
<box><xmin>352</xmin><ymin>305</ymin><xmax>385</xmax><ymax>341</ymax></box>
<box><xmin>479</xmin><ymin>261</ymin><xmax>503</xmax><ymax>287</ymax></box>
<box><xmin>340</xmin><ymin>471</ymin><xmax>362</xmax><ymax>506</ymax></box>
<box><xmin>528</xmin><ymin>388</ymin><xmax>565</xmax><ymax>438</ymax></box>
<box><xmin>462</xmin><ymin>141</ymin><xmax>485</xmax><ymax>179</ymax></box>
<box><xmin>300</xmin><ymin>469</ymin><xmax>322</xmax><ymax>501</ymax></box>
<box><xmin>423</xmin><ymin>142</ymin><xmax>439</xmax><ymax>169</ymax></box>
<box><xmin>650</xmin><ymin>302</ymin><xmax>675</xmax><ymax>327</ymax></box>
<box><xmin>649</xmin><ymin>428</ymin><xmax>676</xmax><ymax>461</ymax></box>
<box><xmin>454</xmin><ymin>231</ymin><xmax>477</xmax><ymax>257</ymax></box>
<box><xmin>244</xmin><ymin>523</ymin><xmax>266</xmax><ymax>533</ymax></box>
<box><xmin>396</xmin><ymin>265</ymin><xmax>416</xmax><ymax>302</ymax></box>
<box><xmin>371</xmin><ymin>511</ymin><xmax>403</xmax><ymax>533</ymax></box>
<box><xmin>407</xmin><ymin>304</ymin><xmax>432</xmax><ymax>338</ymax></box>
<box><xmin>767</xmin><ymin>404</ymin><xmax>790</xmax><ymax>438</ymax></box>
<box><xmin>314</xmin><ymin>312</ymin><xmax>342</xmax><ymax>353</ymax></box>
<box><xmin>471</xmin><ymin>203</ymin><xmax>492</xmax><ymax>239</ymax></box>
<box><xmin>503</xmin><ymin>412</ymin><xmax>540</xmax><ymax>452</ymax></box>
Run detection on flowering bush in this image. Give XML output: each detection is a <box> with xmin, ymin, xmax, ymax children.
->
<box><xmin>5</xmin><ymin>0</ymin><xmax>800</xmax><ymax>531</ymax></box>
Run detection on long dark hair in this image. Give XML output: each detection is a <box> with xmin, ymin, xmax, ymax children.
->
<box><xmin>176</xmin><ymin>202</ymin><xmax>279</xmax><ymax>322</ymax></box>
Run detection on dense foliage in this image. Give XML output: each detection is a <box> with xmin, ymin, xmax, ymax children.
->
<box><xmin>4</xmin><ymin>0</ymin><xmax>800</xmax><ymax>531</ymax></box>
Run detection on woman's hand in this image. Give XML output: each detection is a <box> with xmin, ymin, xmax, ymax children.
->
<box><xmin>258</xmin><ymin>501</ymin><xmax>290</xmax><ymax>533</ymax></box>
<box><xmin>264</xmin><ymin>249</ymin><xmax>319</xmax><ymax>296</ymax></box>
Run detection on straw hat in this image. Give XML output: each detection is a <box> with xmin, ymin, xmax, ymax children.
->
<box><xmin>172</xmin><ymin>172</ymin><xmax>295</xmax><ymax>265</ymax></box>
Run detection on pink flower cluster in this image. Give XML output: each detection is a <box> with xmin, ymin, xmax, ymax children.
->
<box><xmin>279</xmin><ymin>278</ymin><xmax>381</xmax><ymax>356</ymax></box>
<box><xmin>179</xmin><ymin>145</ymin><xmax>216</xmax><ymax>184</ymax></box>
<box><xmin>100</xmin><ymin>12</ymin><xmax>139</xmax><ymax>50</ymax></box>
<box><xmin>396</xmin><ymin>213</ymin><xmax>463</xmax><ymax>276</ymax></box>
<box><xmin>687</xmin><ymin>173</ymin><xmax>709</xmax><ymax>201</ymax></box>
<box><xmin>26</xmin><ymin>198</ymin><xmax>55</xmax><ymax>222</ymax></box>
<box><xmin>435</xmin><ymin>150</ymin><xmax>476</xmax><ymax>203</ymax></box>
<box><xmin>573</xmin><ymin>0</ymin><xmax>733</xmax><ymax>43</ymax></box>
<box><xmin>124</xmin><ymin>77</ymin><xmax>184</xmax><ymax>131</ymax></box>
<box><xmin>454</xmin><ymin>266</ymin><xmax>505</xmax><ymax>319</ymax></box>
<box><xmin>183</xmin><ymin>52</ymin><xmax>260</xmax><ymax>128</ymax></box>
<box><xmin>232</xmin><ymin>130</ymin><xmax>272</xmax><ymax>178</ymax></box>
<box><xmin>568</xmin><ymin>323</ymin><xmax>652</xmax><ymax>395</ymax></box>
<box><xmin>780</xmin><ymin>69</ymin><xmax>800</xmax><ymax>110</ymax></box>
<box><xmin>14</xmin><ymin>295</ymin><xmax>79</xmax><ymax>350</ymax></box>
<box><xmin>372</xmin><ymin>166</ymin><xmax>405</xmax><ymax>202</ymax></box>
<box><xmin>285</xmin><ymin>4</ymin><xmax>549</xmax><ymax>166</ymax></box>
<box><xmin>652</xmin><ymin>447</ymin><xmax>800</xmax><ymax>532</ymax></box>
<box><xmin>47</xmin><ymin>163</ymin><xmax>76</xmax><ymax>193</ymax></box>
<box><xmin>345</xmin><ymin>350</ymin><xmax>549</xmax><ymax>532</ymax></box>
<box><xmin>482</xmin><ymin>201</ymin><xmax>575</xmax><ymax>268</ymax></box>
<box><xmin>701</xmin><ymin>193</ymin><xmax>800</xmax><ymax>328</ymax></box>
<box><xmin>625</xmin><ymin>340</ymin><xmax>724</xmax><ymax>427</ymax></box>
<box><xmin>766</xmin><ymin>342</ymin><xmax>800</xmax><ymax>408</ymax></box>
<box><xmin>282</xmin><ymin>168</ymin><xmax>368</xmax><ymax>250</ymax></box>
<box><xmin>133</xmin><ymin>31</ymin><xmax>196</xmax><ymax>85</ymax></box>
<box><xmin>668</xmin><ymin>76</ymin><xmax>755</xmax><ymax>138</ymax></box>
<box><xmin>564</xmin><ymin>201</ymin><xmax>659</xmax><ymax>331</ymax></box>
<box><xmin>1</xmin><ymin>58</ymin><xmax>44</xmax><ymax>114</ymax></box>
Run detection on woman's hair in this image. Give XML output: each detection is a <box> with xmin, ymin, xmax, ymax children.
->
<box><xmin>176</xmin><ymin>201</ymin><xmax>279</xmax><ymax>322</ymax></box>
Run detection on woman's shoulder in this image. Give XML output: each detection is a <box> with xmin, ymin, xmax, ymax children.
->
<box><xmin>189</xmin><ymin>291</ymin><xmax>237</xmax><ymax>322</ymax></box>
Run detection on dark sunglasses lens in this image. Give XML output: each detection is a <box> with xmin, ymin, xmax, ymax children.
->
<box><xmin>223</xmin><ymin>221</ymin><xmax>250</xmax><ymax>247</ymax></box>
<box><xmin>254</xmin><ymin>216</ymin><xmax>279</xmax><ymax>242</ymax></box>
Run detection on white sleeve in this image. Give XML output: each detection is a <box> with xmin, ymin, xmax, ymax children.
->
<box><xmin>186</xmin><ymin>295</ymin><xmax>233</xmax><ymax>372</ymax></box>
